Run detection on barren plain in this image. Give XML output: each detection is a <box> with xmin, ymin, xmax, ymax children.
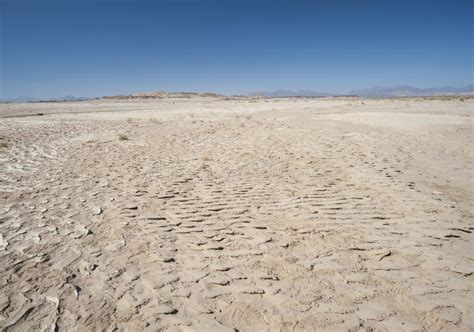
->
<box><xmin>0</xmin><ymin>96</ymin><xmax>473</xmax><ymax>331</ymax></box>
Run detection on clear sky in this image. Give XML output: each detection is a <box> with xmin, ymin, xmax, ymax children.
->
<box><xmin>1</xmin><ymin>0</ymin><xmax>472</xmax><ymax>99</ymax></box>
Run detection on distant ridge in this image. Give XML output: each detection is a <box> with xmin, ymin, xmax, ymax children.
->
<box><xmin>351</xmin><ymin>85</ymin><xmax>474</xmax><ymax>97</ymax></box>
<box><xmin>249</xmin><ymin>90</ymin><xmax>334</xmax><ymax>97</ymax></box>
<box><xmin>0</xmin><ymin>95</ymin><xmax>91</xmax><ymax>103</ymax></box>
<box><xmin>3</xmin><ymin>85</ymin><xmax>473</xmax><ymax>102</ymax></box>
<box><xmin>103</xmin><ymin>91</ymin><xmax>226</xmax><ymax>100</ymax></box>
<box><xmin>250</xmin><ymin>85</ymin><xmax>474</xmax><ymax>98</ymax></box>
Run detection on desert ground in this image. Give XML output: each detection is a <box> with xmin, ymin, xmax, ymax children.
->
<box><xmin>0</xmin><ymin>96</ymin><xmax>473</xmax><ymax>331</ymax></box>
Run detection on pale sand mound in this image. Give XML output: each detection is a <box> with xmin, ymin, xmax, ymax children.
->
<box><xmin>0</xmin><ymin>97</ymin><xmax>473</xmax><ymax>331</ymax></box>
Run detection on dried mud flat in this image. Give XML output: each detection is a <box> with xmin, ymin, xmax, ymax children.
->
<box><xmin>0</xmin><ymin>97</ymin><xmax>473</xmax><ymax>331</ymax></box>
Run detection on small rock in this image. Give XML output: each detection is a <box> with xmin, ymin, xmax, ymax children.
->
<box><xmin>163</xmin><ymin>257</ymin><xmax>175</xmax><ymax>263</ymax></box>
<box><xmin>73</xmin><ymin>285</ymin><xmax>81</xmax><ymax>298</ymax></box>
<box><xmin>46</xmin><ymin>296</ymin><xmax>60</xmax><ymax>312</ymax></box>
<box><xmin>73</xmin><ymin>226</ymin><xmax>90</xmax><ymax>239</ymax></box>
<box><xmin>94</xmin><ymin>207</ymin><xmax>103</xmax><ymax>215</ymax></box>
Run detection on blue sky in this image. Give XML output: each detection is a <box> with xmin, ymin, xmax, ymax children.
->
<box><xmin>1</xmin><ymin>0</ymin><xmax>472</xmax><ymax>98</ymax></box>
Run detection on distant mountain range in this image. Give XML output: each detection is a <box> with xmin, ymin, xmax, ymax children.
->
<box><xmin>249</xmin><ymin>90</ymin><xmax>334</xmax><ymax>97</ymax></box>
<box><xmin>251</xmin><ymin>85</ymin><xmax>474</xmax><ymax>98</ymax></box>
<box><xmin>351</xmin><ymin>85</ymin><xmax>474</xmax><ymax>97</ymax></box>
<box><xmin>2</xmin><ymin>85</ymin><xmax>473</xmax><ymax>102</ymax></box>
<box><xmin>103</xmin><ymin>91</ymin><xmax>225</xmax><ymax>100</ymax></box>
<box><xmin>0</xmin><ymin>95</ymin><xmax>90</xmax><ymax>102</ymax></box>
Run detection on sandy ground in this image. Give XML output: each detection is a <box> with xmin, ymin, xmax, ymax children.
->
<box><xmin>0</xmin><ymin>97</ymin><xmax>473</xmax><ymax>331</ymax></box>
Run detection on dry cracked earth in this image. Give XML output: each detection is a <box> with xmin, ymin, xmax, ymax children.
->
<box><xmin>0</xmin><ymin>97</ymin><xmax>473</xmax><ymax>331</ymax></box>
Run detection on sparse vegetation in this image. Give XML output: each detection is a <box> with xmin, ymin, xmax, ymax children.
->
<box><xmin>0</xmin><ymin>142</ymin><xmax>8</xmax><ymax>149</ymax></box>
<box><xmin>127</xmin><ymin>117</ymin><xmax>133</xmax><ymax>124</ymax></box>
<box><xmin>149</xmin><ymin>118</ymin><xmax>161</xmax><ymax>124</ymax></box>
<box><xmin>118</xmin><ymin>134</ymin><xmax>129</xmax><ymax>141</ymax></box>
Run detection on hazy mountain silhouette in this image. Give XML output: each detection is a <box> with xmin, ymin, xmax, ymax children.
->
<box><xmin>249</xmin><ymin>90</ymin><xmax>334</xmax><ymax>97</ymax></box>
<box><xmin>3</xmin><ymin>85</ymin><xmax>473</xmax><ymax>102</ymax></box>
<box><xmin>250</xmin><ymin>85</ymin><xmax>474</xmax><ymax>98</ymax></box>
<box><xmin>351</xmin><ymin>85</ymin><xmax>474</xmax><ymax>97</ymax></box>
<box><xmin>0</xmin><ymin>95</ymin><xmax>91</xmax><ymax>102</ymax></box>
